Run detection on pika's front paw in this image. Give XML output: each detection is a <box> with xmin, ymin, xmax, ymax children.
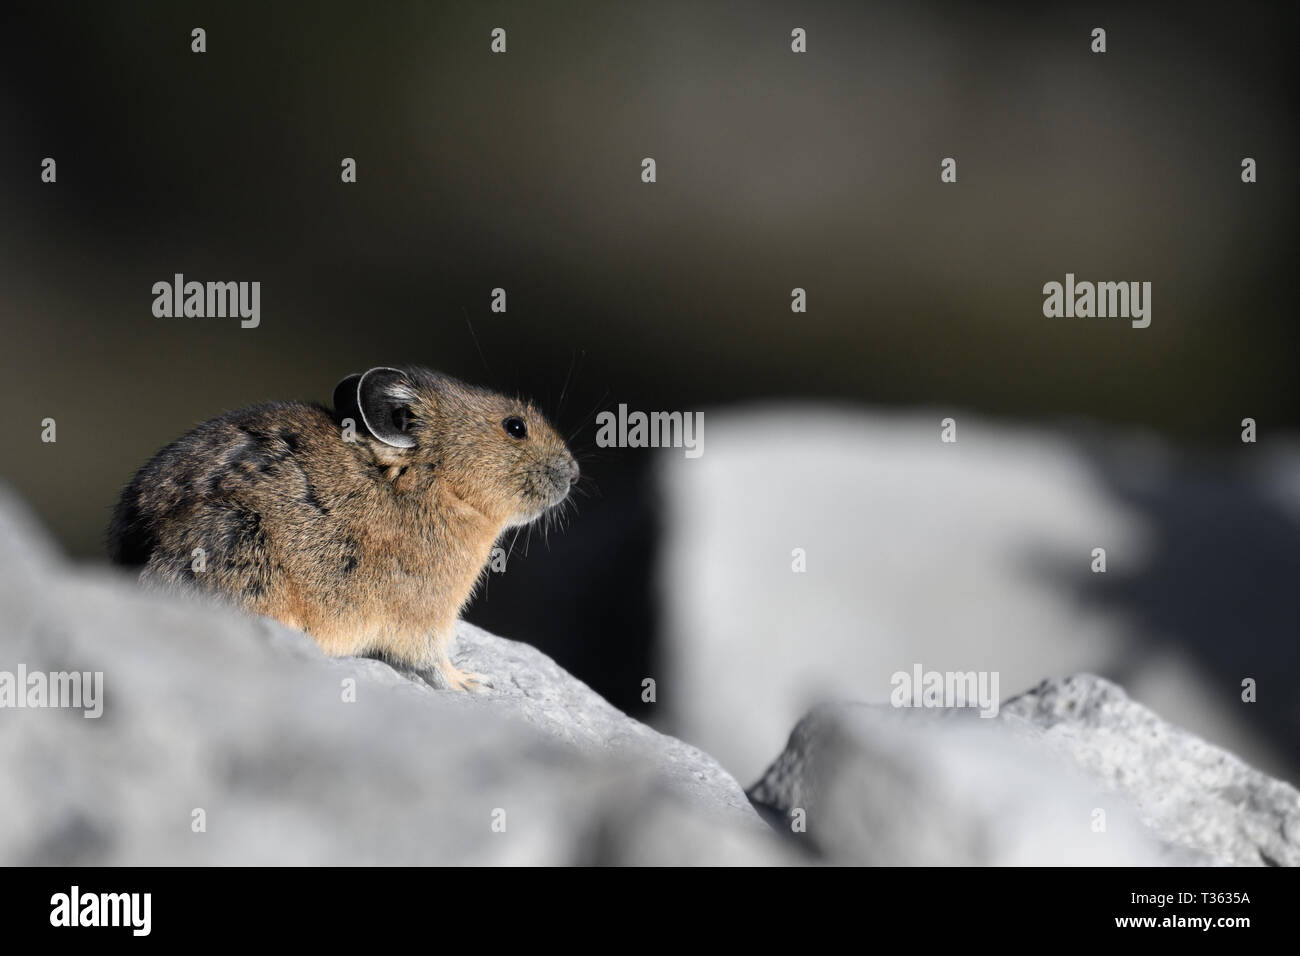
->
<box><xmin>445</xmin><ymin>666</ymin><xmax>493</xmax><ymax>693</ymax></box>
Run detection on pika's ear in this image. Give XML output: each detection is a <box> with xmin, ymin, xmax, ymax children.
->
<box><xmin>332</xmin><ymin>373</ymin><xmax>363</xmax><ymax>423</ymax></box>
<box><xmin>333</xmin><ymin>367</ymin><xmax>417</xmax><ymax>449</ymax></box>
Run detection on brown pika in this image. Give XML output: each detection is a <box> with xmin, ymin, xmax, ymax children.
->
<box><xmin>107</xmin><ymin>366</ymin><xmax>579</xmax><ymax>691</ymax></box>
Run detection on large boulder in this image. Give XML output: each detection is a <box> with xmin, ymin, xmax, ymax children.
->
<box><xmin>0</xmin><ymin>487</ymin><xmax>782</xmax><ymax>866</ymax></box>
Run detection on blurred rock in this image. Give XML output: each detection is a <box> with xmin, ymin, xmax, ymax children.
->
<box><xmin>0</xmin><ymin>487</ymin><xmax>782</xmax><ymax>865</ymax></box>
<box><xmin>749</xmin><ymin>675</ymin><xmax>1300</xmax><ymax>866</ymax></box>
<box><xmin>658</xmin><ymin>409</ymin><xmax>1300</xmax><ymax>786</ymax></box>
<box><xmin>747</xmin><ymin>700</ymin><xmax>1178</xmax><ymax>865</ymax></box>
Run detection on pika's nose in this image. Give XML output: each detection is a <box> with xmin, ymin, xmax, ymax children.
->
<box><xmin>567</xmin><ymin>457</ymin><xmax>580</xmax><ymax>483</ymax></box>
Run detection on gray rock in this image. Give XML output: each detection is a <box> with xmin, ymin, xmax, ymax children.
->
<box><xmin>750</xmin><ymin>675</ymin><xmax>1300</xmax><ymax>865</ymax></box>
<box><xmin>417</xmin><ymin>626</ymin><xmax>759</xmax><ymax>823</ymax></box>
<box><xmin>1003</xmin><ymin>675</ymin><xmax>1300</xmax><ymax>867</ymax></box>
<box><xmin>748</xmin><ymin>699</ymin><xmax>1182</xmax><ymax>865</ymax></box>
<box><xmin>0</xmin><ymin>487</ymin><xmax>783</xmax><ymax>865</ymax></box>
<box><xmin>10</xmin><ymin>474</ymin><xmax>1291</xmax><ymax>867</ymax></box>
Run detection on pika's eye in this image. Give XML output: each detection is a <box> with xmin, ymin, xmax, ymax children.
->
<box><xmin>503</xmin><ymin>416</ymin><xmax>527</xmax><ymax>439</ymax></box>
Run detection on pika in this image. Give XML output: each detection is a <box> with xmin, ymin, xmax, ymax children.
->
<box><xmin>107</xmin><ymin>366</ymin><xmax>579</xmax><ymax>690</ymax></box>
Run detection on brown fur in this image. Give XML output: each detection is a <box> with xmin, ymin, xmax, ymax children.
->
<box><xmin>107</xmin><ymin>367</ymin><xmax>578</xmax><ymax>690</ymax></box>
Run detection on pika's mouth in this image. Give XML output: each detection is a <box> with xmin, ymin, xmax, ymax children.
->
<box><xmin>540</xmin><ymin>460</ymin><xmax>579</xmax><ymax>506</ymax></box>
<box><xmin>545</xmin><ymin>478</ymin><xmax>572</xmax><ymax>507</ymax></box>
<box><xmin>510</xmin><ymin>465</ymin><xmax>576</xmax><ymax>526</ymax></box>
<box><xmin>527</xmin><ymin>483</ymin><xmax>570</xmax><ymax>515</ymax></box>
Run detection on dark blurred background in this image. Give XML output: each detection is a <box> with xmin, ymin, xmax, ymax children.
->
<box><xmin>1</xmin><ymin>2</ymin><xmax>1296</xmax><ymax>750</ymax></box>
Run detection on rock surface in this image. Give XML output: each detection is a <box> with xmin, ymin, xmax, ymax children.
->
<box><xmin>0</xmin><ymin>487</ymin><xmax>782</xmax><ymax>865</ymax></box>
<box><xmin>747</xmin><ymin>699</ymin><xmax>1182</xmax><ymax>865</ymax></box>
<box><xmin>5</xmin><ymin>484</ymin><xmax>1297</xmax><ymax>866</ymax></box>
<box><xmin>749</xmin><ymin>676</ymin><xmax>1300</xmax><ymax>866</ymax></box>
<box><xmin>1002</xmin><ymin>675</ymin><xmax>1300</xmax><ymax>867</ymax></box>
